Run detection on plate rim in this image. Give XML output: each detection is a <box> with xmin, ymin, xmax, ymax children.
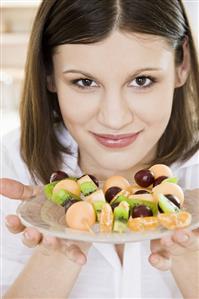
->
<box><xmin>16</xmin><ymin>192</ymin><xmax>199</xmax><ymax>244</ymax></box>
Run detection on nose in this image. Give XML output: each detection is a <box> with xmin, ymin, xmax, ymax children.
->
<box><xmin>97</xmin><ymin>88</ymin><xmax>134</xmax><ymax>130</ymax></box>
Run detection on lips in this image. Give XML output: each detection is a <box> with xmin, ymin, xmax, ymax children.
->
<box><xmin>91</xmin><ymin>131</ymin><xmax>141</xmax><ymax>148</ymax></box>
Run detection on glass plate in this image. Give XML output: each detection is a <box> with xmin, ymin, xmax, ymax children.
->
<box><xmin>17</xmin><ymin>189</ymin><xmax>199</xmax><ymax>244</ymax></box>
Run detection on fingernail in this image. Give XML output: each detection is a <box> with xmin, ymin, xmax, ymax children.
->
<box><xmin>5</xmin><ymin>218</ymin><xmax>13</xmax><ymax>228</ymax></box>
<box><xmin>77</xmin><ymin>255</ymin><xmax>86</xmax><ymax>265</ymax></box>
<box><xmin>23</xmin><ymin>231</ymin><xmax>32</xmax><ymax>240</ymax></box>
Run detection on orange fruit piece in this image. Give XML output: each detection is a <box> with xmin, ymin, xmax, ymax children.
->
<box><xmin>158</xmin><ymin>211</ymin><xmax>192</xmax><ymax>230</ymax></box>
<box><xmin>99</xmin><ymin>203</ymin><xmax>114</xmax><ymax>233</ymax></box>
<box><xmin>103</xmin><ymin>176</ymin><xmax>130</xmax><ymax>193</ymax></box>
<box><xmin>149</xmin><ymin>164</ymin><xmax>173</xmax><ymax>179</ymax></box>
<box><xmin>66</xmin><ymin>201</ymin><xmax>96</xmax><ymax>231</ymax></box>
<box><xmin>128</xmin><ymin>216</ymin><xmax>159</xmax><ymax>232</ymax></box>
<box><xmin>53</xmin><ymin>179</ymin><xmax>81</xmax><ymax>197</ymax></box>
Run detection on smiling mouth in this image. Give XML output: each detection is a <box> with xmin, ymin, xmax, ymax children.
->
<box><xmin>91</xmin><ymin>131</ymin><xmax>142</xmax><ymax>148</ymax></box>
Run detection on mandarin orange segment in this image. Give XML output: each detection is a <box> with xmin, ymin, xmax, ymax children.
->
<box><xmin>158</xmin><ymin>211</ymin><xmax>192</xmax><ymax>230</ymax></box>
<box><xmin>99</xmin><ymin>203</ymin><xmax>114</xmax><ymax>232</ymax></box>
<box><xmin>128</xmin><ymin>216</ymin><xmax>159</xmax><ymax>232</ymax></box>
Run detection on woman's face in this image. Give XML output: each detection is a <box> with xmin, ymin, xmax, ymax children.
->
<box><xmin>52</xmin><ymin>31</ymin><xmax>177</xmax><ymax>176</ymax></box>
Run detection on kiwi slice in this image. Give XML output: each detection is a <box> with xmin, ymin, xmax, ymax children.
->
<box><xmin>113</xmin><ymin>202</ymin><xmax>129</xmax><ymax>233</ymax></box>
<box><xmin>80</xmin><ymin>181</ymin><xmax>97</xmax><ymax>196</ymax></box>
<box><xmin>77</xmin><ymin>175</ymin><xmax>98</xmax><ymax>196</ymax></box>
<box><xmin>93</xmin><ymin>200</ymin><xmax>106</xmax><ymax>222</ymax></box>
<box><xmin>110</xmin><ymin>194</ymin><xmax>129</xmax><ymax>206</ymax></box>
<box><xmin>51</xmin><ymin>189</ymin><xmax>80</xmax><ymax>206</ymax></box>
<box><xmin>86</xmin><ymin>189</ymin><xmax>106</xmax><ymax>221</ymax></box>
<box><xmin>158</xmin><ymin>194</ymin><xmax>180</xmax><ymax>213</ymax></box>
<box><xmin>44</xmin><ymin>181</ymin><xmax>59</xmax><ymax>200</ymax></box>
<box><xmin>163</xmin><ymin>177</ymin><xmax>179</xmax><ymax>184</ymax></box>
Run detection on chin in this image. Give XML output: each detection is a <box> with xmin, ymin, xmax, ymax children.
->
<box><xmin>91</xmin><ymin>150</ymin><xmax>141</xmax><ymax>173</ymax></box>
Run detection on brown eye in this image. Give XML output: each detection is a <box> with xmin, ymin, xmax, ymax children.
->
<box><xmin>81</xmin><ymin>79</ymin><xmax>93</xmax><ymax>86</ymax></box>
<box><xmin>73</xmin><ymin>78</ymin><xmax>98</xmax><ymax>88</ymax></box>
<box><xmin>135</xmin><ymin>77</ymin><xmax>148</xmax><ymax>86</ymax></box>
<box><xmin>129</xmin><ymin>76</ymin><xmax>154</xmax><ymax>88</ymax></box>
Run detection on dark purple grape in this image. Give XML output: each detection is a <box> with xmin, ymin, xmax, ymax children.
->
<box><xmin>132</xmin><ymin>205</ymin><xmax>153</xmax><ymax>218</ymax></box>
<box><xmin>110</xmin><ymin>201</ymin><xmax>120</xmax><ymax>211</ymax></box>
<box><xmin>165</xmin><ymin>194</ymin><xmax>181</xmax><ymax>208</ymax></box>
<box><xmin>153</xmin><ymin>176</ymin><xmax>168</xmax><ymax>187</ymax></box>
<box><xmin>88</xmin><ymin>174</ymin><xmax>99</xmax><ymax>187</ymax></box>
<box><xmin>63</xmin><ymin>199</ymin><xmax>80</xmax><ymax>212</ymax></box>
<box><xmin>134</xmin><ymin>190</ymin><xmax>150</xmax><ymax>195</ymax></box>
<box><xmin>134</xmin><ymin>169</ymin><xmax>155</xmax><ymax>187</ymax></box>
<box><xmin>50</xmin><ymin>171</ymin><xmax>68</xmax><ymax>183</ymax></box>
<box><xmin>105</xmin><ymin>186</ymin><xmax>122</xmax><ymax>203</ymax></box>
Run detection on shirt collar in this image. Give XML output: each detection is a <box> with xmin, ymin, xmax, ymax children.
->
<box><xmin>55</xmin><ymin>123</ymin><xmax>81</xmax><ymax>177</ymax></box>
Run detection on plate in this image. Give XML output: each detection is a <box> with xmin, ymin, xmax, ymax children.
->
<box><xmin>17</xmin><ymin>189</ymin><xmax>199</xmax><ymax>244</ymax></box>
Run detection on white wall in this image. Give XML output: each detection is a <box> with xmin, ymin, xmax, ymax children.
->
<box><xmin>184</xmin><ymin>0</ymin><xmax>199</xmax><ymax>47</ymax></box>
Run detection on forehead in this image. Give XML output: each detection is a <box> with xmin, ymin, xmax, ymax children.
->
<box><xmin>53</xmin><ymin>31</ymin><xmax>174</xmax><ymax>71</ymax></box>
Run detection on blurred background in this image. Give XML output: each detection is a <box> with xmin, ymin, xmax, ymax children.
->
<box><xmin>0</xmin><ymin>0</ymin><xmax>198</xmax><ymax>136</ymax></box>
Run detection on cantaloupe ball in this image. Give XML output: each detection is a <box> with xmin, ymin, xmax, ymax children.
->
<box><xmin>65</xmin><ymin>201</ymin><xmax>96</xmax><ymax>231</ymax></box>
<box><xmin>103</xmin><ymin>176</ymin><xmax>130</xmax><ymax>193</ymax></box>
<box><xmin>153</xmin><ymin>181</ymin><xmax>184</xmax><ymax>205</ymax></box>
<box><xmin>53</xmin><ymin>179</ymin><xmax>81</xmax><ymax>197</ymax></box>
<box><xmin>149</xmin><ymin>164</ymin><xmax>173</xmax><ymax>179</ymax></box>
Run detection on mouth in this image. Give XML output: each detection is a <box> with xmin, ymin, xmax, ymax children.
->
<box><xmin>91</xmin><ymin>131</ymin><xmax>142</xmax><ymax>148</ymax></box>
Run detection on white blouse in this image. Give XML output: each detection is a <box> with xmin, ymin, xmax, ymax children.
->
<box><xmin>1</xmin><ymin>125</ymin><xmax>199</xmax><ymax>298</ymax></box>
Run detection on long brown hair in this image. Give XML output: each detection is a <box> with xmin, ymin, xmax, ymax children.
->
<box><xmin>20</xmin><ymin>0</ymin><xmax>199</xmax><ymax>184</ymax></box>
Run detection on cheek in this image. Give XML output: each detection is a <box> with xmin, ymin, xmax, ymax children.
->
<box><xmin>129</xmin><ymin>83</ymin><xmax>174</xmax><ymax>127</ymax></box>
<box><xmin>56</xmin><ymin>85</ymin><xmax>99</xmax><ymax>125</ymax></box>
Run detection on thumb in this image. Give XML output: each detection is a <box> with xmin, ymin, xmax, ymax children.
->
<box><xmin>0</xmin><ymin>178</ymin><xmax>42</xmax><ymax>200</ymax></box>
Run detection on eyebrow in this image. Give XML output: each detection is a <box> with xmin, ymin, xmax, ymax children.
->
<box><xmin>63</xmin><ymin>67</ymin><xmax>163</xmax><ymax>80</ymax></box>
<box><xmin>63</xmin><ymin>69</ymin><xmax>97</xmax><ymax>80</ymax></box>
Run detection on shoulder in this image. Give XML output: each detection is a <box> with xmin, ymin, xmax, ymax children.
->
<box><xmin>1</xmin><ymin>125</ymin><xmax>80</xmax><ymax>183</ymax></box>
<box><xmin>171</xmin><ymin>149</ymin><xmax>199</xmax><ymax>171</ymax></box>
<box><xmin>178</xmin><ymin>150</ymin><xmax>199</xmax><ymax>169</ymax></box>
<box><xmin>171</xmin><ymin>150</ymin><xmax>199</xmax><ymax>189</ymax></box>
<box><xmin>2</xmin><ymin>127</ymin><xmax>20</xmax><ymax>148</ymax></box>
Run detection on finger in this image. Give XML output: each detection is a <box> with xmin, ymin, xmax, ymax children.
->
<box><xmin>193</xmin><ymin>227</ymin><xmax>199</xmax><ymax>235</ymax></box>
<box><xmin>5</xmin><ymin>215</ymin><xmax>25</xmax><ymax>233</ymax></box>
<box><xmin>0</xmin><ymin>178</ymin><xmax>42</xmax><ymax>200</ymax></box>
<box><xmin>149</xmin><ymin>253</ymin><xmax>172</xmax><ymax>271</ymax></box>
<box><xmin>172</xmin><ymin>229</ymin><xmax>199</xmax><ymax>251</ymax></box>
<box><xmin>161</xmin><ymin>235</ymin><xmax>185</xmax><ymax>256</ymax></box>
<box><xmin>60</xmin><ymin>243</ymin><xmax>87</xmax><ymax>265</ymax></box>
<box><xmin>22</xmin><ymin>227</ymin><xmax>43</xmax><ymax>248</ymax></box>
<box><xmin>42</xmin><ymin>236</ymin><xmax>60</xmax><ymax>250</ymax></box>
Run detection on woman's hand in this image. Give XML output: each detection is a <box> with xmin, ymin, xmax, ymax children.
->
<box><xmin>0</xmin><ymin>178</ymin><xmax>90</xmax><ymax>265</ymax></box>
<box><xmin>149</xmin><ymin>227</ymin><xmax>199</xmax><ymax>271</ymax></box>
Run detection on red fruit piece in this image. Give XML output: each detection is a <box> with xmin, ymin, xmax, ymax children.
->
<box><xmin>134</xmin><ymin>169</ymin><xmax>154</xmax><ymax>187</ymax></box>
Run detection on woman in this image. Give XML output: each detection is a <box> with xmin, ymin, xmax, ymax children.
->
<box><xmin>1</xmin><ymin>0</ymin><xmax>199</xmax><ymax>298</ymax></box>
